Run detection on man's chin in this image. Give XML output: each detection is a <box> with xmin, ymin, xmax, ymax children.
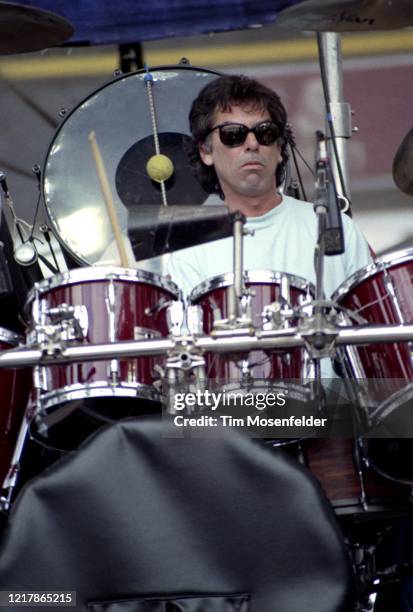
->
<box><xmin>237</xmin><ymin>182</ymin><xmax>270</xmax><ymax>197</ymax></box>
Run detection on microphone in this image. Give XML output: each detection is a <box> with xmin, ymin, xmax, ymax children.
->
<box><xmin>314</xmin><ymin>131</ymin><xmax>344</xmax><ymax>256</ymax></box>
<box><xmin>314</xmin><ymin>130</ymin><xmax>328</xmax><ymax>212</ymax></box>
<box><xmin>393</xmin><ymin>127</ymin><xmax>413</xmax><ymax>196</ymax></box>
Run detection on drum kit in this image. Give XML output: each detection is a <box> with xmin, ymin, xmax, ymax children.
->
<box><xmin>1</xmin><ymin>0</ymin><xmax>413</xmax><ymax>609</ymax></box>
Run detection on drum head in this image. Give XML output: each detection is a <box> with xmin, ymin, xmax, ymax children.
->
<box><xmin>43</xmin><ymin>65</ymin><xmax>220</xmax><ymax>265</ymax></box>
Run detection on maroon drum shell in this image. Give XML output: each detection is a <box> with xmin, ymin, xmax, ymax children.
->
<box><xmin>304</xmin><ymin>439</ymin><xmax>410</xmax><ymax>516</ymax></box>
<box><xmin>335</xmin><ymin>258</ymin><xmax>413</xmax><ymax>381</ymax></box>
<box><xmin>0</xmin><ymin>332</ymin><xmax>30</xmax><ymax>484</ymax></box>
<box><xmin>191</xmin><ymin>275</ymin><xmax>312</xmax><ymax>382</ymax></box>
<box><xmin>28</xmin><ymin>272</ymin><xmax>177</xmax><ymax>400</ymax></box>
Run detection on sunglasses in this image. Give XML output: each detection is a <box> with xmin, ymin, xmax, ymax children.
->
<box><xmin>207</xmin><ymin>121</ymin><xmax>281</xmax><ymax>147</ymax></box>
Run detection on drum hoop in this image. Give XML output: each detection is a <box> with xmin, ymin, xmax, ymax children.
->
<box><xmin>331</xmin><ymin>247</ymin><xmax>413</xmax><ymax>302</ymax></box>
<box><xmin>0</xmin><ymin>327</ymin><xmax>22</xmax><ymax>347</ymax></box>
<box><xmin>34</xmin><ymin>381</ymin><xmax>160</xmax><ymax>411</ymax></box>
<box><xmin>188</xmin><ymin>270</ymin><xmax>314</xmax><ymax>303</ymax></box>
<box><xmin>27</xmin><ymin>266</ymin><xmax>179</xmax><ymax>303</ymax></box>
<box><xmin>42</xmin><ymin>64</ymin><xmax>222</xmax><ymax>266</ymax></box>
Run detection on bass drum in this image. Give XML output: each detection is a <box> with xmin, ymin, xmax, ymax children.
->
<box><xmin>42</xmin><ymin>65</ymin><xmax>221</xmax><ymax>266</ymax></box>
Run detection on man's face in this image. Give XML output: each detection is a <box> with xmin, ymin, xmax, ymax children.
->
<box><xmin>199</xmin><ymin>104</ymin><xmax>282</xmax><ymax>204</ymax></box>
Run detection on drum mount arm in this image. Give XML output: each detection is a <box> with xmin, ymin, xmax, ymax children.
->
<box><xmin>299</xmin><ymin>302</ymin><xmax>339</xmax><ymax>360</ymax></box>
<box><xmin>29</xmin><ymin>295</ymin><xmax>88</xmax><ymax>357</ymax></box>
<box><xmin>164</xmin><ymin>337</ymin><xmax>206</xmax><ymax>414</ymax></box>
<box><xmin>223</xmin><ymin>211</ymin><xmax>255</xmax><ymax>329</ymax></box>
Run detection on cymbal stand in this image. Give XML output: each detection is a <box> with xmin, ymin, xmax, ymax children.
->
<box><xmin>317</xmin><ymin>32</ymin><xmax>353</xmax><ymax>213</ymax></box>
<box><xmin>0</xmin><ymin>403</ymin><xmax>32</xmax><ymax>511</ymax></box>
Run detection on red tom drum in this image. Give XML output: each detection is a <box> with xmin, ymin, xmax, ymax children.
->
<box><xmin>333</xmin><ymin>250</ymin><xmax>413</xmax><ymax>483</ymax></box>
<box><xmin>189</xmin><ymin>270</ymin><xmax>316</xmax><ymax>404</ymax></box>
<box><xmin>26</xmin><ymin>267</ymin><xmax>178</xmax><ymax>448</ymax></box>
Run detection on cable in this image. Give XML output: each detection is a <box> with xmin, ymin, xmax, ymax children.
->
<box><xmin>289</xmin><ymin>144</ymin><xmax>308</xmax><ymax>202</ymax></box>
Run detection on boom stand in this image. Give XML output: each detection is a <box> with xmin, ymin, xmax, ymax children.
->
<box><xmin>317</xmin><ymin>32</ymin><xmax>353</xmax><ymax>211</ymax></box>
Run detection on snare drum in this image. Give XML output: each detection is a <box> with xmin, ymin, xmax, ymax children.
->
<box><xmin>0</xmin><ymin>328</ymin><xmax>30</xmax><ymax>484</ymax></box>
<box><xmin>189</xmin><ymin>270</ymin><xmax>315</xmax><ymax>402</ymax></box>
<box><xmin>26</xmin><ymin>267</ymin><xmax>178</xmax><ymax>447</ymax></box>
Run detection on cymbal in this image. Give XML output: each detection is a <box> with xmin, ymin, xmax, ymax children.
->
<box><xmin>0</xmin><ymin>2</ymin><xmax>73</xmax><ymax>54</ymax></box>
<box><xmin>128</xmin><ymin>205</ymin><xmax>236</xmax><ymax>260</ymax></box>
<box><xmin>276</xmin><ymin>0</ymin><xmax>413</xmax><ymax>32</ymax></box>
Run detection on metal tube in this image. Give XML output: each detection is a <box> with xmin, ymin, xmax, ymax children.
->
<box><xmin>318</xmin><ymin>32</ymin><xmax>352</xmax><ymax>203</ymax></box>
<box><xmin>234</xmin><ymin>216</ymin><xmax>244</xmax><ymax>300</ymax></box>
<box><xmin>228</xmin><ymin>213</ymin><xmax>246</xmax><ymax>322</ymax></box>
<box><xmin>314</xmin><ymin>211</ymin><xmax>326</xmax><ymax>302</ymax></box>
<box><xmin>1</xmin><ymin>324</ymin><xmax>413</xmax><ymax>368</ymax></box>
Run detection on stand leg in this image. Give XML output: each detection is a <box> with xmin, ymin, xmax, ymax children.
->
<box><xmin>1</xmin><ymin>406</ymin><xmax>31</xmax><ymax>511</ymax></box>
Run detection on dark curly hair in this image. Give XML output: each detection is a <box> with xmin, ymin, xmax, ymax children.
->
<box><xmin>187</xmin><ymin>75</ymin><xmax>292</xmax><ymax>197</ymax></box>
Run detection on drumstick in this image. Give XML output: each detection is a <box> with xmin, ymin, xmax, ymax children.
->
<box><xmin>88</xmin><ymin>130</ymin><xmax>130</xmax><ymax>268</ymax></box>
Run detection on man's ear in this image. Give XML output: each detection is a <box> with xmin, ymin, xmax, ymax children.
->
<box><xmin>199</xmin><ymin>141</ymin><xmax>214</xmax><ymax>166</ymax></box>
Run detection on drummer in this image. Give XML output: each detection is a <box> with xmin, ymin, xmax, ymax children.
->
<box><xmin>167</xmin><ymin>74</ymin><xmax>372</xmax><ymax>304</ymax></box>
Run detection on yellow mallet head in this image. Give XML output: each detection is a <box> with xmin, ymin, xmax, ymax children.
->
<box><xmin>146</xmin><ymin>154</ymin><xmax>174</xmax><ymax>183</ymax></box>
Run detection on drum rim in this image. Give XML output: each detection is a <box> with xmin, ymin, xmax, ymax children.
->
<box><xmin>33</xmin><ymin>380</ymin><xmax>160</xmax><ymax>411</ymax></box>
<box><xmin>331</xmin><ymin>247</ymin><xmax>413</xmax><ymax>302</ymax></box>
<box><xmin>42</xmin><ymin>64</ymin><xmax>222</xmax><ymax>266</ymax></box>
<box><xmin>188</xmin><ymin>270</ymin><xmax>315</xmax><ymax>303</ymax></box>
<box><xmin>26</xmin><ymin>266</ymin><xmax>179</xmax><ymax>303</ymax></box>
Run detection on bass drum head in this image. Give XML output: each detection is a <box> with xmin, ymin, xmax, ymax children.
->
<box><xmin>43</xmin><ymin>65</ymin><xmax>221</xmax><ymax>266</ymax></box>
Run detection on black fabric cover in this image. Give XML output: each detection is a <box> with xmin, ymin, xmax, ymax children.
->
<box><xmin>88</xmin><ymin>594</ymin><xmax>249</xmax><ymax>611</ymax></box>
<box><xmin>0</xmin><ymin>418</ymin><xmax>352</xmax><ymax>611</ymax></box>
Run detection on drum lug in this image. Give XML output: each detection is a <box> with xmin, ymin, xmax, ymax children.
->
<box><xmin>33</xmin><ymin>364</ymin><xmax>48</xmax><ymax>393</ymax></box>
<box><xmin>186</xmin><ymin>304</ymin><xmax>204</xmax><ymax>335</ymax></box>
<box><xmin>166</xmin><ymin>300</ymin><xmax>185</xmax><ymax>336</ymax></box>
<box><xmin>262</xmin><ymin>302</ymin><xmax>295</xmax><ymax>330</ymax></box>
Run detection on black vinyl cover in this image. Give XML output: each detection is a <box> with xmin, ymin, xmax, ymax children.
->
<box><xmin>127</xmin><ymin>205</ymin><xmax>234</xmax><ymax>260</ymax></box>
<box><xmin>0</xmin><ymin>418</ymin><xmax>352</xmax><ymax>611</ymax></box>
<box><xmin>88</xmin><ymin>594</ymin><xmax>249</xmax><ymax>611</ymax></box>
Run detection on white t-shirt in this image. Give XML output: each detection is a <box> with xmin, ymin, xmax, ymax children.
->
<box><xmin>166</xmin><ymin>194</ymin><xmax>372</xmax><ymax>383</ymax></box>
<box><xmin>167</xmin><ymin>194</ymin><xmax>372</xmax><ymax>299</ymax></box>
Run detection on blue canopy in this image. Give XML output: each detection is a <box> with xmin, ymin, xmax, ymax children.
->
<box><xmin>12</xmin><ymin>0</ymin><xmax>300</xmax><ymax>45</ymax></box>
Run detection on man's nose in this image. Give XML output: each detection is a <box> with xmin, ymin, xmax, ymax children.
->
<box><xmin>244</xmin><ymin>131</ymin><xmax>259</xmax><ymax>150</ymax></box>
